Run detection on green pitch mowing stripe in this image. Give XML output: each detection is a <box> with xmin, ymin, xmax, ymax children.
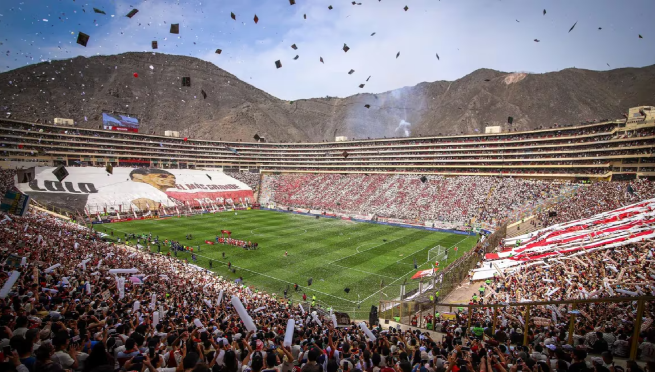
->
<box><xmin>97</xmin><ymin>210</ymin><xmax>478</xmax><ymax>317</ymax></box>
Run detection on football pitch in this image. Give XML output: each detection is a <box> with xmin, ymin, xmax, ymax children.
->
<box><xmin>97</xmin><ymin>209</ymin><xmax>478</xmax><ymax>318</ymax></box>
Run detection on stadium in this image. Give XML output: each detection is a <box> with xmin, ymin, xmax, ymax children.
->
<box><xmin>1</xmin><ymin>1</ymin><xmax>655</xmax><ymax>372</ymax></box>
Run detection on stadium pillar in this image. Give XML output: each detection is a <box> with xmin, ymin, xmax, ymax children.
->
<box><xmin>522</xmin><ymin>305</ymin><xmax>531</xmax><ymax>346</ymax></box>
<box><xmin>568</xmin><ymin>303</ymin><xmax>577</xmax><ymax>346</ymax></box>
<box><xmin>467</xmin><ymin>308</ymin><xmax>472</xmax><ymax>331</ymax></box>
<box><xmin>629</xmin><ymin>299</ymin><xmax>645</xmax><ymax>360</ymax></box>
<box><xmin>492</xmin><ymin>307</ymin><xmax>498</xmax><ymax>333</ymax></box>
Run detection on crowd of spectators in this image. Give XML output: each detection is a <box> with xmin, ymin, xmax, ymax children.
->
<box><xmin>457</xmin><ymin>240</ymin><xmax>655</xmax><ymax>363</ymax></box>
<box><xmin>260</xmin><ymin>174</ymin><xmax>573</xmax><ymax>227</ymax></box>
<box><xmin>536</xmin><ymin>180</ymin><xmax>655</xmax><ymax>227</ymax></box>
<box><xmin>2</xmin><ymin>206</ymin><xmax>654</xmax><ymax>372</ymax></box>
<box><xmin>2</xmin><ymin>120</ymin><xmax>653</xmax><ymax>176</ymax></box>
<box><xmin>224</xmin><ymin>172</ymin><xmax>260</xmax><ymax>193</ymax></box>
<box><xmin>0</xmin><ymin>169</ymin><xmax>17</xmax><ymax>195</ymax></box>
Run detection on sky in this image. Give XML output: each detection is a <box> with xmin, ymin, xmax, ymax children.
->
<box><xmin>0</xmin><ymin>0</ymin><xmax>654</xmax><ymax>101</ymax></box>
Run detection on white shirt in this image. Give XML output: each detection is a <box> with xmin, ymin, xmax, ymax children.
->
<box><xmin>214</xmin><ymin>349</ymin><xmax>226</xmax><ymax>366</ymax></box>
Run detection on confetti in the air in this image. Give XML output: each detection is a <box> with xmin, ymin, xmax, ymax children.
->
<box><xmin>569</xmin><ymin>21</ymin><xmax>577</xmax><ymax>33</ymax></box>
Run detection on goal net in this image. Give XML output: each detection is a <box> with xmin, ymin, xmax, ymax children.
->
<box><xmin>427</xmin><ymin>245</ymin><xmax>446</xmax><ymax>265</ymax></box>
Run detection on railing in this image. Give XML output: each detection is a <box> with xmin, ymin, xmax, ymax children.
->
<box><xmin>380</xmin><ymin>296</ymin><xmax>654</xmax><ymax>361</ymax></box>
<box><xmin>380</xmin><ymin>223</ymin><xmax>507</xmax><ymax>320</ymax></box>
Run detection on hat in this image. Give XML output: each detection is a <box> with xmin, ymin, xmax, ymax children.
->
<box><xmin>234</xmin><ymin>333</ymin><xmax>242</xmax><ymax>341</ymax></box>
<box><xmin>545</xmin><ymin>344</ymin><xmax>557</xmax><ymax>351</ymax></box>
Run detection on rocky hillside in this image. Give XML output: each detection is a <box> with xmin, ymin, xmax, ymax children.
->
<box><xmin>0</xmin><ymin>52</ymin><xmax>653</xmax><ymax>142</ymax></box>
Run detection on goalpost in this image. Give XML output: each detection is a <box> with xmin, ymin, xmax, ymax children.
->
<box><xmin>427</xmin><ymin>245</ymin><xmax>447</xmax><ymax>265</ymax></box>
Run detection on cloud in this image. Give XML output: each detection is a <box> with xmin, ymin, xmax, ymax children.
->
<box><xmin>1</xmin><ymin>0</ymin><xmax>655</xmax><ymax>101</ymax></box>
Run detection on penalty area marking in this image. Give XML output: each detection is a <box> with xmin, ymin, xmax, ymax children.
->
<box><xmin>355</xmin><ymin>234</ymin><xmax>475</xmax><ymax>305</ymax></box>
<box><xmin>328</xmin><ymin>262</ymin><xmax>397</xmax><ymax>280</ymax></box>
<box><xmin>328</xmin><ymin>234</ymin><xmax>406</xmax><ymax>265</ymax></box>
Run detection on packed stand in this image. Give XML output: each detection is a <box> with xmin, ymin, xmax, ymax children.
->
<box><xmin>2</xmin><ymin>209</ymin><xmax>654</xmax><ymax>372</ymax></box>
<box><xmin>448</xmin><ymin>240</ymin><xmax>655</xmax><ymax>362</ymax></box>
<box><xmin>224</xmin><ymin>172</ymin><xmax>260</xmax><ymax>193</ymax></box>
<box><xmin>0</xmin><ymin>169</ymin><xmax>17</xmax><ymax>195</ymax></box>
<box><xmin>537</xmin><ymin>180</ymin><xmax>655</xmax><ymax>227</ymax></box>
<box><xmin>260</xmin><ymin>174</ymin><xmax>573</xmax><ymax>227</ymax></box>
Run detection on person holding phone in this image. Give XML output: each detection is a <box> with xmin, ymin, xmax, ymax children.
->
<box><xmin>51</xmin><ymin>334</ymin><xmax>83</xmax><ymax>370</ymax></box>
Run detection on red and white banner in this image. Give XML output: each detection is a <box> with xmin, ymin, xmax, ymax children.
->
<box><xmin>411</xmin><ymin>268</ymin><xmax>437</xmax><ymax>280</ymax></box>
<box><xmin>475</xmin><ymin>199</ymin><xmax>655</xmax><ymax>280</ymax></box>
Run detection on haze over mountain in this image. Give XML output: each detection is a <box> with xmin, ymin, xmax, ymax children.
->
<box><xmin>1</xmin><ymin>52</ymin><xmax>653</xmax><ymax>142</ymax></box>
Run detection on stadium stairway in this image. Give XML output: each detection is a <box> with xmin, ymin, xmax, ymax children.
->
<box><xmin>505</xmin><ymin>215</ymin><xmax>540</xmax><ymax>238</ymax></box>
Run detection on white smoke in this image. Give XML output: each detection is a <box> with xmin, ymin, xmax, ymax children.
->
<box><xmin>395</xmin><ymin>119</ymin><xmax>411</xmax><ymax>137</ymax></box>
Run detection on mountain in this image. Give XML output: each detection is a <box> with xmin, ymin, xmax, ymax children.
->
<box><xmin>1</xmin><ymin>52</ymin><xmax>654</xmax><ymax>142</ymax></box>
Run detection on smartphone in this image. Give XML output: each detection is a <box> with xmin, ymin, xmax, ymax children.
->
<box><xmin>149</xmin><ymin>347</ymin><xmax>155</xmax><ymax>359</ymax></box>
<box><xmin>133</xmin><ymin>355</ymin><xmax>145</xmax><ymax>363</ymax></box>
<box><xmin>71</xmin><ymin>335</ymin><xmax>80</xmax><ymax>343</ymax></box>
<box><xmin>2</xmin><ymin>345</ymin><xmax>11</xmax><ymax>355</ymax></box>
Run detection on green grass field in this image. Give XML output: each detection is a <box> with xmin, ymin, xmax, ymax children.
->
<box><xmin>97</xmin><ymin>210</ymin><xmax>477</xmax><ymax>318</ymax></box>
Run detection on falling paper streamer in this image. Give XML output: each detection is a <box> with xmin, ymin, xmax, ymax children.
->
<box><xmin>194</xmin><ymin>318</ymin><xmax>204</xmax><ymax>329</ymax></box>
<box><xmin>231</xmin><ymin>296</ymin><xmax>257</xmax><ymax>332</ymax></box>
<box><xmin>217</xmin><ymin>290</ymin><xmax>224</xmax><ymax>305</ymax></box>
<box><xmin>312</xmin><ymin>313</ymin><xmax>322</xmax><ymax>326</ymax></box>
<box><xmin>109</xmin><ymin>269</ymin><xmax>139</xmax><ymax>274</ymax></box>
<box><xmin>79</xmin><ymin>259</ymin><xmax>91</xmax><ymax>270</ymax></box>
<box><xmin>284</xmin><ymin>319</ymin><xmax>295</xmax><ymax>347</ymax></box>
<box><xmin>546</xmin><ymin>287</ymin><xmax>560</xmax><ymax>297</ymax></box>
<box><xmin>0</xmin><ymin>271</ymin><xmax>20</xmax><ymax>298</ymax></box>
<box><xmin>359</xmin><ymin>322</ymin><xmax>376</xmax><ymax>341</ymax></box>
<box><xmin>616</xmin><ymin>289</ymin><xmax>638</xmax><ymax>296</ymax></box>
<box><xmin>331</xmin><ymin>314</ymin><xmax>338</xmax><ymax>328</ymax></box>
<box><xmin>45</xmin><ymin>264</ymin><xmax>61</xmax><ymax>273</ymax></box>
<box><xmin>117</xmin><ymin>277</ymin><xmax>125</xmax><ymax>299</ymax></box>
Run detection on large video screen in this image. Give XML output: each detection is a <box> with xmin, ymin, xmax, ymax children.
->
<box><xmin>102</xmin><ymin>112</ymin><xmax>139</xmax><ymax>133</ymax></box>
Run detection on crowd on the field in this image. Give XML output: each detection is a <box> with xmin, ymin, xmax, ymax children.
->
<box><xmin>260</xmin><ymin>174</ymin><xmax>574</xmax><ymax>227</ymax></box>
